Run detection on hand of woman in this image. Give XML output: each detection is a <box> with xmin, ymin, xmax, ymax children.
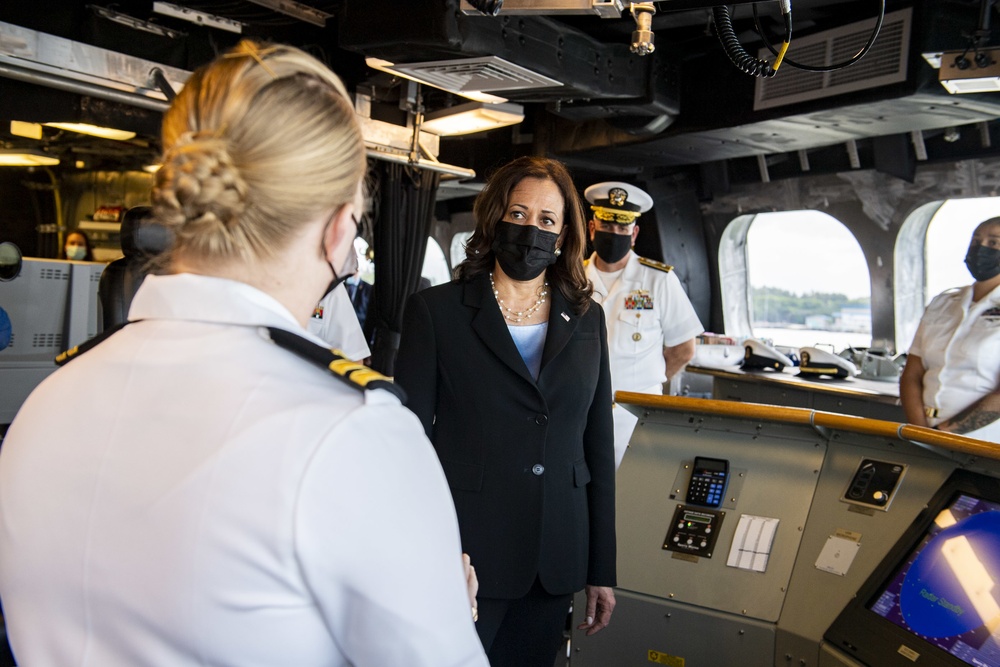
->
<box><xmin>577</xmin><ymin>585</ymin><xmax>616</xmax><ymax>636</ymax></box>
<box><xmin>462</xmin><ymin>553</ymin><xmax>479</xmax><ymax>620</ymax></box>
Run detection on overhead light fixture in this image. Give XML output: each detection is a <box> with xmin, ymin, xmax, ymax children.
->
<box><xmin>10</xmin><ymin>121</ymin><xmax>43</xmax><ymax>140</ymax></box>
<box><xmin>90</xmin><ymin>4</ymin><xmax>185</xmax><ymax>38</ymax></box>
<box><xmin>243</xmin><ymin>0</ymin><xmax>332</xmax><ymax>27</ymax></box>
<box><xmin>365</xmin><ymin>56</ymin><xmax>561</xmax><ymax>104</ymax></box>
<box><xmin>42</xmin><ymin>123</ymin><xmax>136</xmax><ymax>141</ymax></box>
<box><xmin>152</xmin><ymin>2</ymin><xmax>243</xmax><ymax>33</ymax></box>
<box><xmin>421</xmin><ymin>102</ymin><xmax>525</xmax><ymax>136</ymax></box>
<box><xmin>0</xmin><ymin>149</ymin><xmax>59</xmax><ymax>167</ymax></box>
<box><xmin>925</xmin><ymin>47</ymin><xmax>1000</xmax><ymax>94</ymax></box>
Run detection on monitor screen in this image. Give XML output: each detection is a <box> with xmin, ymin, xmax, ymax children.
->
<box><xmin>871</xmin><ymin>493</ymin><xmax>1000</xmax><ymax>665</ymax></box>
<box><xmin>827</xmin><ymin>470</ymin><xmax>1000</xmax><ymax>667</ymax></box>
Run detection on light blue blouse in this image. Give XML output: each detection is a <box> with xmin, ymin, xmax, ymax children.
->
<box><xmin>507</xmin><ymin>322</ymin><xmax>548</xmax><ymax>380</ymax></box>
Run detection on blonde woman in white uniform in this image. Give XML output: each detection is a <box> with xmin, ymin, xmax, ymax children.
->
<box><xmin>901</xmin><ymin>217</ymin><xmax>1000</xmax><ymax>442</ymax></box>
<box><xmin>0</xmin><ymin>41</ymin><xmax>487</xmax><ymax>667</ymax></box>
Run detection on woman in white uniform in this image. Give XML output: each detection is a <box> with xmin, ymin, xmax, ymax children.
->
<box><xmin>0</xmin><ymin>41</ymin><xmax>487</xmax><ymax>667</ymax></box>
<box><xmin>901</xmin><ymin>217</ymin><xmax>1000</xmax><ymax>442</ymax></box>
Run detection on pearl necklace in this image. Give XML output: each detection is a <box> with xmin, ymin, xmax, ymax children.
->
<box><xmin>490</xmin><ymin>272</ymin><xmax>549</xmax><ymax>324</ymax></box>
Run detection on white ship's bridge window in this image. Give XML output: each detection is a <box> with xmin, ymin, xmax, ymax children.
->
<box><xmin>721</xmin><ymin>210</ymin><xmax>872</xmax><ymax>352</ymax></box>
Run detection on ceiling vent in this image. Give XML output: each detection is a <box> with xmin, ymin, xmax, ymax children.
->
<box><xmin>366</xmin><ymin>55</ymin><xmax>562</xmax><ymax>102</ymax></box>
<box><xmin>754</xmin><ymin>7</ymin><xmax>911</xmax><ymax>111</ymax></box>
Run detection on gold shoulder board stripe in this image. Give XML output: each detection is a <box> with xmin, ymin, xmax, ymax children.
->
<box><xmin>638</xmin><ymin>257</ymin><xmax>674</xmax><ymax>273</ymax></box>
<box><xmin>800</xmin><ymin>366</ymin><xmax>841</xmax><ymax>375</ymax></box>
<box><xmin>55</xmin><ymin>321</ymin><xmax>133</xmax><ymax>366</ymax></box>
<box><xmin>266</xmin><ymin>327</ymin><xmax>406</xmax><ymax>402</ymax></box>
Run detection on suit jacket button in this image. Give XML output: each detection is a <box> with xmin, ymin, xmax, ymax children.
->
<box><xmin>532</xmin><ymin>464</ymin><xmax>545</xmax><ymax>476</ymax></box>
<box><xmin>535</xmin><ymin>414</ymin><xmax>548</xmax><ymax>426</ymax></box>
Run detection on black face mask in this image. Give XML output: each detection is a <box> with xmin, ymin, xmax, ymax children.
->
<box><xmin>491</xmin><ymin>220</ymin><xmax>560</xmax><ymax>281</ymax></box>
<box><xmin>322</xmin><ymin>215</ymin><xmax>361</xmax><ymax>299</ymax></box>
<box><xmin>592</xmin><ymin>230</ymin><xmax>632</xmax><ymax>264</ymax></box>
<box><xmin>965</xmin><ymin>244</ymin><xmax>1000</xmax><ymax>282</ymax></box>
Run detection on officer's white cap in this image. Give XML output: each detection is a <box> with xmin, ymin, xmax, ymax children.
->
<box><xmin>584</xmin><ymin>182</ymin><xmax>653</xmax><ymax>223</ymax></box>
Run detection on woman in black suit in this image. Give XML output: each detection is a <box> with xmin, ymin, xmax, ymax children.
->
<box><xmin>395</xmin><ymin>156</ymin><xmax>616</xmax><ymax>666</ymax></box>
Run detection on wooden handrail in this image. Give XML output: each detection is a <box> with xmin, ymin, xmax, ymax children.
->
<box><xmin>615</xmin><ymin>392</ymin><xmax>1000</xmax><ymax>462</ymax></box>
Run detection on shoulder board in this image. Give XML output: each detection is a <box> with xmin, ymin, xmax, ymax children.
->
<box><xmin>583</xmin><ymin>257</ymin><xmax>590</xmax><ymax>268</ymax></box>
<box><xmin>638</xmin><ymin>257</ymin><xmax>674</xmax><ymax>273</ymax></box>
<box><xmin>266</xmin><ymin>327</ymin><xmax>406</xmax><ymax>403</ymax></box>
<box><xmin>55</xmin><ymin>321</ymin><xmax>132</xmax><ymax>366</ymax></box>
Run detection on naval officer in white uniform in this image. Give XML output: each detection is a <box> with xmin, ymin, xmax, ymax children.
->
<box><xmin>584</xmin><ymin>182</ymin><xmax>704</xmax><ymax>468</ymax></box>
<box><xmin>0</xmin><ymin>40</ymin><xmax>487</xmax><ymax>667</ymax></box>
<box><xmin>901</xmin><ymin>217</ymin><xmax>1000</xmax><ymax>443</ymax></box>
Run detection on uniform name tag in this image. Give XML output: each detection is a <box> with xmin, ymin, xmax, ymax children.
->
<box><xmin>625</xmin><ymin>290</ymin><xmax>653</xmax><ymax>310</ymax></box>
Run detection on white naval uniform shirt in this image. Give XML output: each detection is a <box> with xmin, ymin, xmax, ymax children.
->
<box><xmin>909</xmin><ymin>283</ymin><xmax>1000</xmax><ymax>442</ymax></box>
<box><xmin>0</xmin><ymin>273</ymin><xmax>487</xmax><ymax>667</ymax></box>
<box><xmin>307</xmin><ymin>282</ymin><xmax>370</xmax><ymax>361</ymax></box>
<box><xmin>586</xmin><ymin>252</ymin><xmax>703</xmax><ymax>469</ymax></box>
<box><xmin>586</xmin><ymin>251</ymin><xmax>704</xmax><ymax>393</ymax></box>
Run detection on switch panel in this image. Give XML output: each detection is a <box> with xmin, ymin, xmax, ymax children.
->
<box><xmin>663</xmin><ymin>505</ymin><xmax>725</xmax><ymax>559</ymax></box>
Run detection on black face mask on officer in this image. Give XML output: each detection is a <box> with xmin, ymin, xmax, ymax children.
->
<box><xmin>965</xmin><ymin>244</ymin><xmax>1000</xmax><ymax>282</ymax></box>
<box><xmin>592</xmin><ymin>229</ymin><xmax>632</xmax><ymax>264</ymax></box>
<box><xmin>322</xmin><ymin>215</ymin><xmax>361</xmax><ymax>299</ymax></box>
<box><xmin>491</xmin><ymin>220</ymin><xmax>560</xmax><ymax>282</ymax></box>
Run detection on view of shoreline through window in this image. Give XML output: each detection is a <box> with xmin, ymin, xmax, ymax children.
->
<box><xmin>747</xmin><ymin>210</ymin><xmax>873</xmax><ymax>352</ymax></box>
<box><xmin>747</xmin><ymin>200</ymin><xmax>1000</xmax><ymax>353</ymax></box>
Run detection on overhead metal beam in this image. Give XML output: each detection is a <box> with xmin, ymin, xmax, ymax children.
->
<box><xmin>0</xmin><ymin>21</ymin><xmax>190</xmax><ymax>111</ymax></box>
<box><xmin>244</xmin><ymin>0</ymin><xmax>333</xmax><ymax>27</ymax></box>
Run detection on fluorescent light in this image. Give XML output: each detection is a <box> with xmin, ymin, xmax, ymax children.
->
<box><xmin>927</xmin><ymin>47</ymin><xmax>1000</xmax><ymax>94</ymax></box>
<box><xmin>0</xmin><ymin>150</ymin><xmax>59</xmax><ymax>167</ymax></box>
<box><xmin>366</xmin><ymin>58</ymin><xmax>509</xmax><ymax>103</ymax></box>
<box><xmin>941</xmin><ymin>75</ymin><xmax>1000</xmax><ymax>94</ymax></box>
<box><xmin>421</xmin><ymin>102</ymin><xmax>525</xmax><ymax>136</ymax></box>
<box><xmin>365</xmin><ymin>54</ymin><xmax>567</xmax><ymax>105</ymax></box>
<box><xmin>42</xmin><ymin>123</ymin><xmax>136</xmax><ymax>141</ymax></box>
<box><xmin>10</xmin><ymin>121</ymin><xmax>43</xmax><ymax>140</ymax></box>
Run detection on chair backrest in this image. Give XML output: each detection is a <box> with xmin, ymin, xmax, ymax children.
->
<box><xmin>97</xmin><ymin>206</ymin><xmax>172</xmax><ymax>329</ymax></box>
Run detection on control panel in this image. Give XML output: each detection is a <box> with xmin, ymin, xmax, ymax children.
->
<box><xmin>662</xmin><ymin>505</ymin><xmax>725</xmax><ymax>558</ymax></box>
<box><xmin>842</xmin><ymin>459</ymin><xmax>906</xmax><ymax>510</ymax></box>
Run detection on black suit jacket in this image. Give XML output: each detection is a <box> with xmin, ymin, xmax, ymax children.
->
<box><xmin>395</xmin><ymin>273</ymin><xmax>616</xmax><ymax>599</ymax></box>
<box><xmin>347</xmin><ymin>279</ymin><xmax>372</xmax><ymax>328</ymax></box>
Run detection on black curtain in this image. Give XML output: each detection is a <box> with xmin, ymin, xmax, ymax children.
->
<box><xmin>367</xmin><ymin>162</ymin><xmax>441</xmax><ymax>375</ymax></box>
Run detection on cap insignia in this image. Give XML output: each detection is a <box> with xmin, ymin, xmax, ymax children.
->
<box><xmin>609</xmin><ymin>187</ymin><xmax>628</xmax><ymax>207</ymax></box>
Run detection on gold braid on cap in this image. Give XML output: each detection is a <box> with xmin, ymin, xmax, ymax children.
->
<box><xmin>591</xmin><ymin>206</ymin><xmax>640</xmax><ymax>224</ymax></box>
<box><xmin>223</xmin><ymin>42</ymin><xmax>279</xmax><ymax>79</ymax></box>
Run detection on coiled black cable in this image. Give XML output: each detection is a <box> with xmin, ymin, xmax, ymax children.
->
<box><xmin>753</xmin><ymin>0</ymin><xmax>885</xmax><ymax>72</ymax></box>
<box><xmin>713</xmin><ymin>5</ymin><xmax>780</xmax><ymax>78</ymax></box>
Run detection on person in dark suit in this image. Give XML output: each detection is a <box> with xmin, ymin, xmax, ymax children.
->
<box><xmin>344</xmin><ymin>272</ymin><xmax>372</xmax><ymax>328</ymax></box>
<box><xmin>395</xmin><ymin>156</ymin><xmax>616</xmax><ymax>667</ymax></box>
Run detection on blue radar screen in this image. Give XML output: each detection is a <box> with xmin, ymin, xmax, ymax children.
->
<box><xmin>900</xmin><ymin>511</ymin><xmax>1000</xmax><ymax>639</ymax></box>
